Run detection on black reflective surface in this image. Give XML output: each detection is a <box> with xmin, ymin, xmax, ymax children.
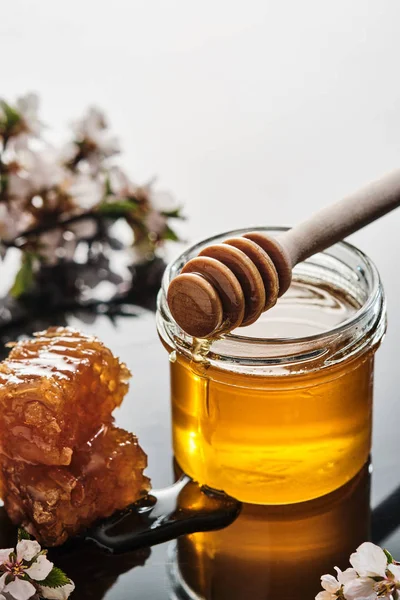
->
<box><xmin>0</xmin><ymin>255</ymin><xmax>399</xmax><ymax>599</ymax></box>
<box><xmin>87</xmin><ymin>477</ymin><xmax>240</xmax><ymax>554</ymax></box>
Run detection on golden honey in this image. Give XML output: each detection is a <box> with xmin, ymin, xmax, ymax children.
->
<box><xmin>170</xmin><ymin>347</ymin><xmax>373</xmax><ymax>504</ymax></box>
<box><xmin>158</xmin><ymin>228</ymin><xmax>386</xmax><ymax>504</ymax></box>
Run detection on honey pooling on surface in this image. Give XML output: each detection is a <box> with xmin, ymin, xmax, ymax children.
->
<box><xmin>0</xmin><ymin>425</ymin><xmax>149</xmax><ymax>547</ymax></box>
<box><xmin>169</xmin><ymin>281</ymin><xmax>376</xmax><ymax>504</ymax></box>
<box><xmin>0</xmin><ymin>327</ymin><xmax>131</xmax><ymax>465</ymax></box>
<box><xmin>0</xmin><ymin>327</ymin><xmax>150</xmax><ymax>545</ymax></box>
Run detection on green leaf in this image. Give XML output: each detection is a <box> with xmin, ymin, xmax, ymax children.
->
<box><xmin>39</xmin><ymin>567</ymin><xmax>71</xmax><ymax>589</ymax></box>
<box><xmin>104</xmin><ymin>175</ymin><xmax>113</xmax><ymax>196</ymax></box>
<box><xmin>97</xmin><ymin>199</ymin><xmax>137</xmax><ymax>216</ymax></box>
<box><xmin>10</xmin><ymin>252</ymin><xmax>36</xmax><ymax>298</ymax></box>
<box><xmin>1</xmin><ymin>101</ymin><xmax>21</xmax><ymax>131</ymax></box>
<box><xmin>163</xmin><ymin>225</ymin><xmax>180</xmax><ymax>242</ymax></box>
<box><xmin>18</xmin><ymin>528</ymin><xmax>31</xmax><ymax>542</ymax></box>
<box><xmin>384</xmin><ymin>548</ymin><xmax>394</xmax><ymax>564</ymax></box>
<box><xmin>0</xmin><ymin>174</ymin><xmax>8</xmax><ymax>190</ymax></box>
<box><xmin>161</xmin><ymin>207</ymin><xmax>185</xmax><ymax>219</ymax></box>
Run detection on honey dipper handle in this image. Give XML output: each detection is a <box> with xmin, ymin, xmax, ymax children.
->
<box><xmin>280</xmin><ymin>168</ymin><xmax>400</xmax><ymax>265</ymax></box>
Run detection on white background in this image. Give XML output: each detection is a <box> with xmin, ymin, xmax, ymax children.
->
<box><xmin>2</xmin><ymin>0</ymin><xmax>400</xmax><ymax>503</ymax></box>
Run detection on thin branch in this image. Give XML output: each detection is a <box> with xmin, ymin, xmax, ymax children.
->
<box><xmin>2</xmin><ymin>209</ymin><xmax>146</xmax><ymax>248</ymax></box>
<box><xmin>2</xmin><ymin>211</ymin><xmax>98</xmax><ymax>248</ymax></box>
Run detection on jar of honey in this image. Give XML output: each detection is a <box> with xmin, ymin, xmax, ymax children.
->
<box><xmin>157</xmin><ymin>227</ymin><xmax>386</xmax><ymax>504</ymax></box>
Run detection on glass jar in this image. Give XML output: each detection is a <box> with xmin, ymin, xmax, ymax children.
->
<box><xmin>157</xmin><ymin>227</ymin><xmax>386</xmax><ymax>504</ymax></box>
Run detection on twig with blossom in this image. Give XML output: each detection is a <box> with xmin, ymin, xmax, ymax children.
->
<box><xmin>317</xmin><ymin>542</ymin><xmax>400</xmax><ymax>600</ymax></box>
<box><xmin>0</xmin><ymin>93</ymin><xmax>184</xmax><ymax>298</ymax></box>
<box><xmin>0</xmin><ymin>528</ymin><xmax>74</xmax><ymax>600</ymax></box>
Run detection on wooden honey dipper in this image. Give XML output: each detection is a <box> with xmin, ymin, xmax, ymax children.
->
<box><xmin>168</xmin><ymin>169</ymin><xmax>400</xmax><ymax>338</ymax></box>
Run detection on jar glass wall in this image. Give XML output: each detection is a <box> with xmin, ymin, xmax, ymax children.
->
<box><xmin>157</xmin><ymin>227</ymin><xmax>386</xmax><ymax>504</ymax></box>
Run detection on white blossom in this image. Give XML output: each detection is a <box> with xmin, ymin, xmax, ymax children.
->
<box><xmin>149</xmin><ymin>188</ymin><xmax>178</xmax><ymax>213</ymax></box>
<box><xmin>316</xmin><ymin>568</ymin><xmax>357</xmax><ymax>600</ymax></box>
<box><xmin>0</xmin><ymin>536</ymin><xmax>74</xmax><ymax>600</ymax></box>
<box><xmin>316</xmin><ymin>574</ymin><xmax>339</xmax><ymax>600</ymax></box>
<box><xmin>40</xmin><ymin>582</ymin><xmax>75</xmax><ymax>600</ymax></box>
<box><xmin>343</xmin><ymin>578</ymin><xmax>374</xmax><ymax>600</ymax></box>
<box><xmin>25</xmin><ymin>554</ymin><xmax>53</xmax><ymax>581</ymax></box>
<box><xmin>15</xmin><ymin>540</ymin><xmax>40</xmax><ymax>563</ymax></box>
<box><xmin>16</xmin><ymin>94</ymin><xmax>41</xmax><ymax>136</ymax></box>
<box><xmin>344</xmin><ymin>576</ymin><xmax>396</xmax><ymax>600</ymax></box>
<box><xmin>0</xmin><ymin>203</ymin><xmax>32</xmax><ymax>242</ymax></box>
<box><xmin>109</xmin><ymin>166</ymin><xmax>137</xmax><ymax>197</ymax></box>
<box><xmin>73</xmin><ymin>107</ymin><xmax>120</xmax><ymax>158</ymax></box>
<box><xmin>317</xmin><ymin>543</ymin><xmax>400</xmax><ymax>600</ymax></box>
<box><xmin>388</xmin><ymin>563</ymin><xmax>400</xmax><ymax>581</ymax></box>
<box><xmin>0</xmin><ymin>551</ymin><xmax>13</xmax><ymax>564</ymax></box>
<box><xmin>350</xmin><ymin>542</ymin><xmax>388</xmax><ymax>578</ymax></box>
<box><xmin>12</xmin><ymin>93</ymin><xmax>42</xmax><ymax>149</ymax></box>
<box><xmin>59</xmin><ymin>141</ymin><xmax>79</xmax><ymax>164</ymax></box>
<box><xmin>145</xmin><ymin>210</ymin><xmax>167</xmax><ymax>236</ymax></box>
<box><xmin>66</xmin><ymin>173</ymin><xmax>104</xmax><ymax>209</ymax></box>
<box><xmin>8</xmin><ymin>150</ymin><xmax>65</xmax><ymax>199</ymax></box>
<box><xmin>0</xmin><ymin>93</ymin><xmax>181</xmax><ymax>287</ymax></box>
<box><xmin>141</xmin><ymin>181</ymin><xmax>178</xmax><ymax>236</ymax></box>
<box><xmin>6</xmin><ymin>171</ymin><xmax>30</xmax><ymax>200</ymax></box>
<box><xmin>0</xmin><ymin>574</ymin><xmax>36</xmax><ymax>600</ymax></box>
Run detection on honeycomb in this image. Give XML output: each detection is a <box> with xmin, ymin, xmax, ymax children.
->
<box><xmin>1</xmin><ymin>425</ymin><xmax>150</xmax><ymax>546</ymax></box>
<box><xmin>0</xmin><ymin>327</ymin><xmax>150</xmax><ymax>546</ymax></box>
<box><xmin>0</xmin><ymin>327</ymin><xmax>131</xmax><ymax>465</ymax></box>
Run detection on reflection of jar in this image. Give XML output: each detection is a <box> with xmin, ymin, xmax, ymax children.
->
<box><xmin>169</xmin><ymin>465</ymin><xmax>370</xmax><ymax>600</ymax></box>
<box><xmin>157</xmin><ymin>228</ymin><xmax>386</xmax><ymax>504</ymax></box>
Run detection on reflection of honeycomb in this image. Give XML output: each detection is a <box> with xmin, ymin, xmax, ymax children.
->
<box><xmin>0</xmin><ymin>327</ymin><xmax>131</xmax><ymax>465</ymax></box>
<box><xmin>1</xmin><ymin>425</ymin><xmax>150</xmax><ymax>546</ymax></box>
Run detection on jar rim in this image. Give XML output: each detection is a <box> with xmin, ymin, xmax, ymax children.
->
<box><xmin>161</xmin><ymin>226</ymin><xmax>382</xmax><ymax>346</ymax></box>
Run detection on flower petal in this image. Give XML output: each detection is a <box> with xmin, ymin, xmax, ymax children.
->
<box><xmin>68</xmin><ymin>173</ymin><xmax>104</xmax><ymax>209</ymax></box>
<box><xmin>0</xmin><ymin>573</ymin><xmax>8</xmax><ymax>592</ymax></box>
<box><xmin>388</xmin><ymin>563</ymin><xmax>400</xmax><ymax>582</ymax></box>
<box><xmin>321</xmin><ymin>574</ymin><xmax>339</xmax><ymax>593</ymax></box>
<box><xmin>39</xmin><ymin>581</ymin><xmax>75</xmax><ymax>600</ymax></box>
<box><xmin>25</xmin><ymin>554</ymin><xmax>54</xmax><ymax>581</ymax></box>
<box><xmin>16</xmin><ymin>539</ymin><xmax>41</xmax><ymax>562</ymax></box>
<box><xmin>109</xmin><ymin>166</ymin><xmax>136</xmax><ymax>196</ymax></box>
<box><xmin>315</xmin><ymin>592</ymin><xmax>333</xmax><ymax>600</ymax></box>
<box><xmin>335</xmin><ymin>567</ymin><xmax>358</xmax><ymax>585</ymax></box>
<box><xmin>350</xmin><ymin>542</ymin><xmax>388</xmax><ymax>578</ymax></box>
<box><xmin>150</xmin><ymin>190</ymin><xmax>178</xmax><ymax>213</ymax></box>
<box><xmin>145</xmin><ymin>210</ymin><xmax>167</xmax><ymax>236</ymax></box>
<box><xmin>343</xmin><ymin>577</ymin><xmax>377</xmax><ymax>600</ymax></box>
<box><xmin>5</xmin><ymin>577</ymin><xmax>36</xmax><ymax>600</ymax></box>
<box><xmin>0</xmin><ymin>548</ymin><xmax>14</xmax><ymax>564</ymax></box>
